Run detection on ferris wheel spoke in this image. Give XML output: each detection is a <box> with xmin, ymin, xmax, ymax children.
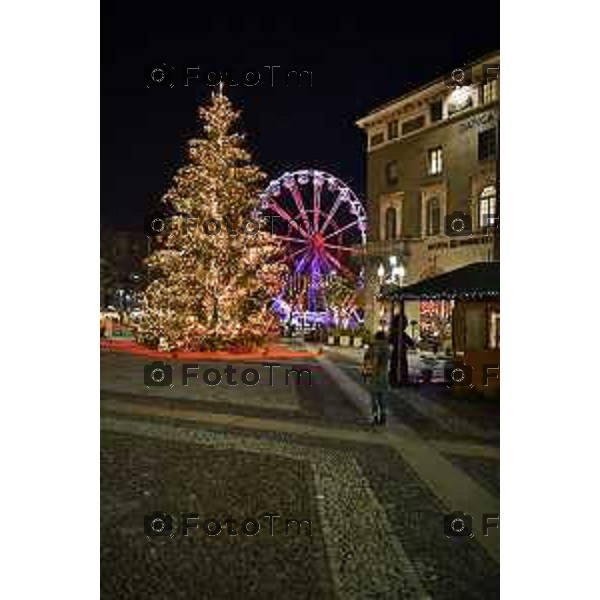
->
<box><xmin>294</xmin><ymin>249</ymin><xmax>311</xmax><ymax>272</ymax></box>
<box><xmin>323</xmin><ymin>250</ymin><xmax>355</xmax><ymax>278</ymax></box>
<box><xmin>289</xmin><ymin>246</ymin><xmax>309</xmax><ymax>261</ymax></box>
<box><xmin>322</xmin><ymin>250</ymin><xmax>343</xmax><ymax>271</ymax></box>
<box><xmin>267</xmin><ymin>201</ymin><xmax>310</xmax><ymax>238</ymax></box>
<box><xmin>319</xmin><ymin>196</ymin><xmax>342</xmax><ymax>234</ymax></box>
<box><xmin>286</xmin><ymin>180</ymin><xmax>312</xmax><ymax>234</ymax></box>
<box><xmin>323</xmin><ymin>243</ymin><xmax>356</xmax><ymax>252</ymax></box>
<box><xmin>323</xmin><ymin>219</ymin><xmax>360</xmax><ymax>241</ymax></box>
<box><xmin>273</xmin><ymin>235</ymin><xmax>306</xmax><ymax>244</ymax></box>
<box><xmin>313</xmin><ymin>177</ymin><xmax>323</xmax><ymax>231</ymax></box>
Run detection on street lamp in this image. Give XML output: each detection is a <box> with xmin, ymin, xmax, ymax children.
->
<box><xmin>396</xmin><ymin>262</ymin><xmax>408</xmax><ymax>386</ymax></box>
<box><xmin>392</xmin><ymin>263</ymin><xmax>405</xmax><ymax>287</ymax></box>
<box><xmin>378</xmin><ymin>260</ymin><xmax>405</xmax><ymax>285</ymax></box>
<box><xmin>379</xmin><ymin>259</ymin><xmax>408</xmax><ymax>387</ymax></box>
<box><xmin>376</xmin><ymin>263</ymin><xmax>386</xmax><ymax>330</ymax></box>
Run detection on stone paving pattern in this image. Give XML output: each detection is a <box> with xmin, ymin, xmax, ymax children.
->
<box><xmin>102</xmin><ymin>431</ymin><xmax>334</xmax><ymax>599</ymax></box>
<box><xmin>101</xmin><ymin>349</ymin><xmax>500</xmax><ymax>599</ymax></box>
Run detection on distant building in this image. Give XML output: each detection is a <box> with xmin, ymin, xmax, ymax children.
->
<box><xmin>356</xmin><ymin>51</ymin><xmax>499</xmax><ymax>338</ymax></box>
<box><xmin>100</xmin><ymin>226</ymin><xmax>147</xmax><ymax>308</ymax></box>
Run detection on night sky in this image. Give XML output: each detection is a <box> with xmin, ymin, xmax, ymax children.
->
<box><xmin>101</xmin><ymin>3</ymin><xmax>499</xmax><ymax>231</ymax></box>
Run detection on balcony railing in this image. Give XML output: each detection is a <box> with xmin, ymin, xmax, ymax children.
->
<box><xmin>363</xmin><ymin>239</ymin><xmax>411</xmax><ymax>256</ymax></box>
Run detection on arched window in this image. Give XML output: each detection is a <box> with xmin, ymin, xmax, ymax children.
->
<box><xmin>479</xmin><ymin>185</ymin><xmax>497</xmax><ymax>228</ymax></box>
<box><xmin>426</xmin><ymin>197</ymin><xmax>441</xmax><ymax>235</ymax></box>
<box><xmin>384</xmin><ymin>207</ymin><xmax>397</xmax><ymax>240</ymax></box>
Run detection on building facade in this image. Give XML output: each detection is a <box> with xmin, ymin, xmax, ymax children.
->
<box><xmin>356</xmin><ymin>52</ymin><xmax>499</xmax><ymax>341</ymax></box>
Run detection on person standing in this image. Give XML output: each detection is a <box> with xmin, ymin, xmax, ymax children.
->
<box><xmin>390</xmin><ymin>314</ymin><xmax>415</xmax><ymax>386</ymax></box>
<box><xmin>368</xmin><ymin>330</ymin><xmax>391</xmax><ymax>425</ymax></box>
<box><xmin>104</xmin><ymin>316</ymin><xmax>113</xmax><ymax>338</ymax></box>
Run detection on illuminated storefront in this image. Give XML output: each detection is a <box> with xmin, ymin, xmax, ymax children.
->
<box><xmin>382</xmin><ymin>261</ymin><xmax>499</xmax><ymax>395</ymax></box>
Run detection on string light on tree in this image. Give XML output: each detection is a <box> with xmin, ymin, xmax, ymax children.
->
<box><xmin>137</xmin><ymin>89</ymin><xmax>286</xmax><ymax>351</ymax></box>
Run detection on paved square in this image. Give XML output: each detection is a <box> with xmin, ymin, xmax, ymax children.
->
<box><xmin>101</xmin><ymin>352</ymin><xmax>500</xmax><ymax>599</ymax></box>
<box><xmin>101</xmin><ymin>353</ymin><xmax>302</xmax><ymax>412</ymax></box>
<box><xmin>101</xmin><ymin>431</ymin><xmax>333</xmax><ymax>598</ymax></box>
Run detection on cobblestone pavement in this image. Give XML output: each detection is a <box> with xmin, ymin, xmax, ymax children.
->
<box><xmin>101</xmin><ymin>351</ymin><xmax>500</xmax><ymax>599</ymax></box>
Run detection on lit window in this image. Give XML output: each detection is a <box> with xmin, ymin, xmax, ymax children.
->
<box><xmin>428</xmin><ymin>147</ymin><xmax>443</xmax><ymax>175</ymax></box>
<box><xmin>482</xmin><ymin>78</ymin><xmax>499</xmax><ymax>104</ymax></box>
<box><xmin>489</xmin><ymin>310</ymin><xmax>500</xmax><ymax>349</ymax></box>
<box><xmin>385</xmin><ymin>161</ymin><xmax>398</xmax><ymax>185</ymax></box>
<box><xmin>426</xmin><ymin>197</ymin><xmax>441</xmax><ymax>235</ymax></box>
<box><xmin>384</xmin><ymin>207</ymin><xmax>397</xmax><ymax>240</ymax></box>
<box><xmin>479</xmin><ymin>185</ymin><xmax>497</xmax><ymax>228</ymax></box>
<box><xmin>387</xmin><ymin>120</ymin><xmax>399</xmax><ymax>140</ymax></box>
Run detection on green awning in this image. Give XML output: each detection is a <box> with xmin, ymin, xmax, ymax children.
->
<box><xmin>381</xmin><ymin>261</ymin><xmax>499</xmax><ymax>301</ymax></box>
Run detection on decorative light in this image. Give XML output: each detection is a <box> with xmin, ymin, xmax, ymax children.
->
<box><xmin>450</xmin><ymin>86</ymin><xmax>471</xmax><ymax>105</ymax></box>
<box><xmin>391</xmin><ymin>263</ymin><xmax>406</xmax><ymax>286</ymax></box>
<box><xmin>136</xmin><ymin>90</ymin><xmax>287</xmax><ymax>351</ymax></box>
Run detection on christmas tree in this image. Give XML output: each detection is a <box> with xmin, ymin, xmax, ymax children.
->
<box><xmin>137</xmin><ymin>89</ymin><xmax>286</xmax><ymax>351</ymax></box>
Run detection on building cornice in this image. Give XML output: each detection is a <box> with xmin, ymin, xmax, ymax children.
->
<box><xmin>365</xmin><ymin>100</ymin><xmax>499</xmax><ymax>153</ymax></box>
<box><xmin>356</xmin><ymin>51</ymin><xmax>500</xmax><ymax>130</ymax></box>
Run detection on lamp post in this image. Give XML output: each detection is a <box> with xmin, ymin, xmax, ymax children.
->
<box><xmin>392</xmin><ymin>264</ymin><xmax>404</xmax><ymax>286</ymax></box>
<box><xmin>377</xmin><ymin>263</ymin><xmax>386</xmax><ymax>330</ymax></box>
<box><xmin>395</xmin><ymin>263</ymin><xmax>408</xmax><ymax>386</ymax></box>
<box><xmin>376</xmin><ymin>258</ymin><xmax>408</xmax><ymax>386</ymax></box>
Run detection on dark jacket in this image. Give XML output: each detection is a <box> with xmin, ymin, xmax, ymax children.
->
<box><xmin>367</xmin><ymin>339</ymin><xmax>391</xmax><ymax>390</ymax></box>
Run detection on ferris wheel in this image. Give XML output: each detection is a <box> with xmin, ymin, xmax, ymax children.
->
<box><xmin>258</xmin><ymin>169</ymin><xmax>367</xmax><ymax>327</ymax></box>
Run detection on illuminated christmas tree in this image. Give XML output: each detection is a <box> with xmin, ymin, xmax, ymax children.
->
<box><xmin>137</xmin><ymin>88</ymin><xmax>285</xmax><ymax>351</ymax></box>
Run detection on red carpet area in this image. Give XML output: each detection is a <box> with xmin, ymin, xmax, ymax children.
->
<box><xmin>100</xmin><ymin>338</ymin><xmax>317</xmax><ymax>361</ymax></box>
